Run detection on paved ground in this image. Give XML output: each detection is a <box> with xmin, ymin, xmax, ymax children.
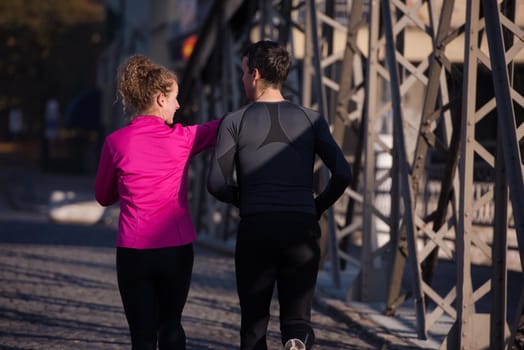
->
<box><xmin>0</xmin><ymin>218</ymin><xmax>379</xmax><ymax>350</ymax></box>
<box><xmin>0</xmin><ymin>150</ymin><xmax>469</xmax><ymax>350</ymax></box>
<box><xmin>2</xmin><ymin>138</ymin><xmax>524</xmax><ymax>349</ymax></box>
<box><xmin>0</xmin><ymin>196</ymin><xmax>385</xmax><ymax>349</ymax></box>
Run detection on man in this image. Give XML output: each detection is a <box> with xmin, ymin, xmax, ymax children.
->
<box><xmin>207</xmin><ymin>40</ymin><xmax>351</xmax><ymax>350</ymax></box>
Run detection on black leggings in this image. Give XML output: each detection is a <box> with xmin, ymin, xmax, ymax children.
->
<box><xmin>116</xmin><ymin>244</ymin><xmax>194</xmax><ymax>350</ymax></box>
<box><xmin>235</xmin><ymin>213</ymin><xmax>321</xmax><ymax>350</ymax></box>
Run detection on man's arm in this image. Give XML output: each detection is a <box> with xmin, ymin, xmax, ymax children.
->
<box><xmin>207</xmin><ymin>117</ymin><xmax>240</xmax><ymax>206</ymax></box>
<box><xmin>313</xmin><ymin>116</ymin><xmax>352</xmax><ymax>219</ymax></box>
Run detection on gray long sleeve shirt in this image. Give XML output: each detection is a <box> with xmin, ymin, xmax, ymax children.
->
<box><xmin>207</xmin><ymin>101</ymin><xmax>351</xmax><ymax>219</ymax></box>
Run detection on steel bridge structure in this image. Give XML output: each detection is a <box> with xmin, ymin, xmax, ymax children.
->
<box><xmin>178</xmin><ymin>1</ymin><xmax>524</xmax><ymax>348</ymax></box>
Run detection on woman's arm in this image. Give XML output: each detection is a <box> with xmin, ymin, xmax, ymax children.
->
<box><xmin>94</xmin><ymin>139</ymin><xmax>119</xmax><ymax>206</ymax></box>
<box><xmin>189</xmin><ymin>119</ymin><xmax>222</xmax><ymax>156</ymax></box>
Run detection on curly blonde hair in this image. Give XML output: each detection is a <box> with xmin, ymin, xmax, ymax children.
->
<box><xmin>117</xmin><ymin>54</ymin><xmax>177</xmax><ymax>117</ymax></box>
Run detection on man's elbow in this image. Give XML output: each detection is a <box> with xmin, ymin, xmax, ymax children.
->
<box><xmin>207</xmin><ymin>188</ymin><xmax>218</xmax><ymax>200</ymax></box>
<box><xmin>338</xmin><ymin>168</ymin><xmax>352</xmax><ymax>185</ymax></box>
<box><xmin>344</xmin><ymin>170</ymin><xmax>352</xmax><ymax>186</ymax></box>
<box><xmin>207</xmin><ymin>181</ymin><xmax>223</xmax><ymax>201</ymax></box>
<box><xmin>333</xmin><ymin>170</ymin><xmax>351</xmax><ymax>193</ymax></box>
<box><xmin>207</xmin><ymin>181</ymin><xmax>237</xmax><ymax>205</ymax></box>
<box><xmin>207</xmin><ymin>178</ymin><xmax>217</xmax><ymax>195</ymax></box>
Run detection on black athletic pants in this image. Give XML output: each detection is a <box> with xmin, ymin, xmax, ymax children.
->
<box><xmin>235</xmin><ymin>213</ymin><xmax>321</xmax><ymax>350</ymax></box>
<box><xmin>116</xmin><ymin>244</ymin><xmax>194</xmax><ymax>350</ymax></box>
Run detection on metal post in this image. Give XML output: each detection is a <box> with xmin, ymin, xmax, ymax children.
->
<box><xmin>351</xmin><ymin>0</ymin><xmax>384</xmax><ymax>302</ymax></box>
<box><xmin>380</xmin><ymin>0</ymin><xmax>427</xmax><ymax>338</ymax></box>
<box><xmin>307</xmin><ymin>0</ymin><xmax>342</xmax><ymax>288</ymax></box>
<box><xmin>334</xmin><ymin>0</ymin><xmax>365</xmax><ymax>272</ymax></box>
<box><xmin>482</xmin><ymin>1</ymin><xmax>524</xmax><ymax>348</ymax></box>
<box><xmin>443</xmin><ymin>0</ymin><xmax>491</xmax><ymax>348</ymax></box>
<box><xmin>385</xmin><ymin>1</ymin><xmax>460</xmax><ymax>333</ymax></box>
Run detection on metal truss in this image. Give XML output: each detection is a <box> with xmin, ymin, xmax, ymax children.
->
<box><xmin>442</xmin><ymin>0</ymin><xmax>524</xmax><ymax>348</ymax></box>
<box><xmin>179</xmin><ymin>0</ymin><xmax>524</xmax><ymax>348</ymax></box>
<box><xmin>380</xmin><ymin>0</ymin><xmax>463</xmax><ymax>339</ymax></box>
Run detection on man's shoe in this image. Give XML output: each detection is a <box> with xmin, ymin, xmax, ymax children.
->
<box><xmin>284</xmin><ymin>338</ymin><xmax>306</xmax><ymax>350</ymax></box>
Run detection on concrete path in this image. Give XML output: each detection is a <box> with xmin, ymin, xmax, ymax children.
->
<box><xmin>0</xmin><ymin>159</ymin><xmax>421</xmax><ymax>349</ymax></box>
<box><xmin>0</xmin><ymin>219</ymin><xmax>383</xmax><ymax>349</ymax></box>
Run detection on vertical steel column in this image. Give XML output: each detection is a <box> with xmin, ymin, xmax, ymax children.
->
<box><xmin>190</xmin><ymin>78</ymin><xmax>208</xmax><ymax>233</ymax></box>
<box><xmin>451</xmin><ymin>0</ymin><xmax>478</xmax><ymax>344</ymax></box>
<box><xmin>456</xmin><ymin>0</ymin><xmax>483</xmax><ymax>346</ymax></box>
<box><xmin>482</xmin><ymin>1</ymin><xmax>524</xmax><ymax>348</ymax></box>
<box><xmin>322</xmin><ymin>0</ymin><xmax>336</xmax><ymax>121</ymax></box>
<box><xmin>486</xmin><ymin>0</ymin><xmax>516</xmax><ymax>346</ymax></box>
<box><xmin>415</xmin><ymin>0</ymin><xmax>457</xmax><ymax>287</ymax></box>
<box><xmin>300</xmin><ymin>0</ymin><xmax>368</xmax><ymax>281</ymax></box>
<box><xmin>492</xmin><ymin>103</ymin><xmax>509</xmax><ymax>349</ymax></box>
<box><xmin>281</xmin><ymin>0</ymin><xmax>301</xmax><ymax>104</ymax></box>
<box><xmin>259</xmin><ymin>0</ymin><xmax>275</xmax><ymax>39</ymax></box>
<box><xmin>305</xmin><ymin>0</ymin><xmax>342</xmax><ymax>287</ymax></box>
<box><xmin>443</xmin><ymin>0</ymin><xmax>492</xmax><ymax>348</ymax></box>
<box><xmin>350</xmin><ymin>0</ymin><xmax>388</xmax><ymax>301</ymax></box>
<box><xmin>333</xmin><ymin>0</ymin><xmax>366</xmax><ymax>272</ymax></box>
<box><xmin>380</xmin><ymin>0</ymin><xmax>426</xmax><ymax>338</ymax></box>
<box><xmin>277</xmin><ymin>0</ymin><xmax>292</xmax><ymax>45</ymax></box>
<box><xmin>482</xmin><ymin>0</ymin><xmax>524</xmax><ymax>272</ymax></box>
<box><xmin>302</xmin><ymin>2</ymin><xmax>314</xmax><ymax>109</ymax></box>
<box><xmin>385</xmin><ymin>1</ymin><xmax>462</xmax><ymax>336</ymax></box>
<box><xmin>351</xmin><ymin>0</ymin><xmax>444</xmax><ymax>308</ymax></box>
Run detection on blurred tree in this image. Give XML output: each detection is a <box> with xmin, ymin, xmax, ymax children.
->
<box><xmin>0</xmin><ymin>0</ymin><xmax>104</xmax><ymax>139</ymax></box>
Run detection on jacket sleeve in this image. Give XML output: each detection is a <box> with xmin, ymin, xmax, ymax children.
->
<box><xmin>189</xmin><ymin>119</ymin><xmax>221</xmax><ymax>156</ymax></box>
<box><xmin>206</xmin><ymin>116</ymin><xmax>239</xmax><ymax>206</ymax></box>
<box><xmin>313</xmin><ymin>116</ymin><xmax>352</xmax><ymax>219</ymax></box>
<box><xmin>94</xmin><ymin>139</ymin><xmax>119</xmax><ymax>206</ymax></box>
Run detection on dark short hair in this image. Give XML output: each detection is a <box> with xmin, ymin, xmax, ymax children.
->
<box><xmin>243</xmin><ymin>40</ymin><xmax>291</xmax><ymax>87</ymax></box>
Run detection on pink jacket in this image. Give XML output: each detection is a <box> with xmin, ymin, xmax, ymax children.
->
<box><xmin>95</xmin><ymin>115</ymin><xmax>220</xmax><ymax>249</ymax></box>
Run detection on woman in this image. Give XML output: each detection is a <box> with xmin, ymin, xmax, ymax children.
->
<box><xmin>95</xmin><ymin>54</ymin><xmax>220</xmax><ymax>349</ymax></box>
